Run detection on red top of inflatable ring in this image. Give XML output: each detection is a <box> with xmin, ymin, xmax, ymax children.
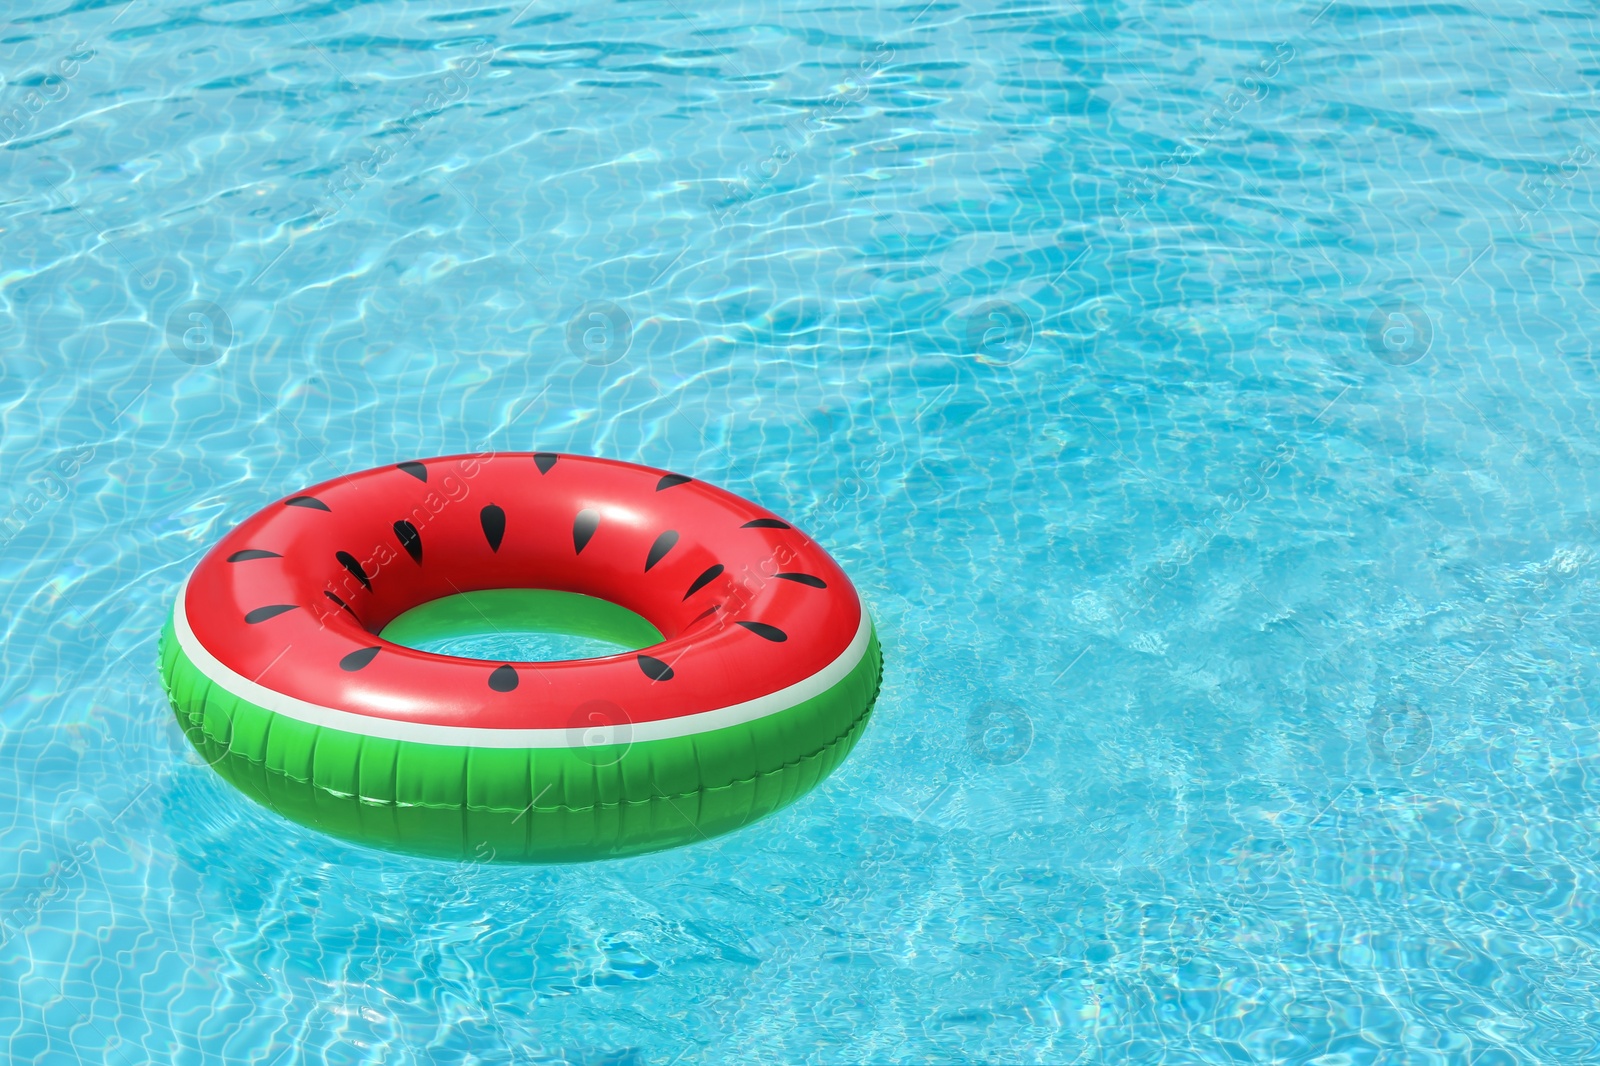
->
<box><xmin>180</xmin><ymin>453</ymin><xmax>864</xmax><ymax>730</ymax></box>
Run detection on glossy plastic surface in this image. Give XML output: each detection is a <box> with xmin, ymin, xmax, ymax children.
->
<box><xmin>183</xmin><ymin>453</ymin><xmax>863</xmax><ymax>729</ymax></box>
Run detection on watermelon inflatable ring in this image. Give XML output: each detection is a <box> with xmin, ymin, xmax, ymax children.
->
<box><xmin>159</xmin><ymin>453</ymin><xmax>882</xmax><ymax>862</ymax></box>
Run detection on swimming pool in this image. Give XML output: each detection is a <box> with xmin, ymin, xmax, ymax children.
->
<box><xmin>4</xmin><ymin>0</ymin><xmax>1598</xmax><ymax>1060</ymax></box>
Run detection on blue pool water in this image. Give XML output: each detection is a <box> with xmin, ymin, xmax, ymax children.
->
<box><xmin>4</xmin><ymin>0</ymin><xmax>1600</xmax><ymax>1061</ymax></box>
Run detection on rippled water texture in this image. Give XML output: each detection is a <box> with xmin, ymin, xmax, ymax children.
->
<box><xmin>3</xmin><ymin>0</ymin><xmax>1600</xmax><ymax>1062</ymax></box>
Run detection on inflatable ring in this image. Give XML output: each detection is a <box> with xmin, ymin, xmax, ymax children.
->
<box><xmin>159</xmin><ymin>453</ymin><xmax>881</xmax><ymax>862</ymax></box>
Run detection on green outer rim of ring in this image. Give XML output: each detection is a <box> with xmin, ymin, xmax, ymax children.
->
<box><xmin>158</xmin><ymin>609</ymin><xmax>881</xmax><ymax>863</ymax></box>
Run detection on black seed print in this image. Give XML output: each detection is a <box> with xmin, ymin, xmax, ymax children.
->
<box><xmin>686</xmin><ymin>604</ymin><xmax>721</xmax><ymax>628</ymax></box>
<box><xmin>775</xmin><ymin>573</ymin><xmax>827</xmax><ymax>588</ymax></box>
<box><xmin>245</xmin><ymin>604</ymin><xmax>298</xmax><ymax>624</ymax></box>
<box><xmin>393</xmin><ymin>520</ymin><xmax>423</xmax><ymax>564</ymax></box>
<box><xmin>637</xmin><ymin>655</ymin><xmax>675</xmax><ymax>681</ymax></box>
<box><xmin>656</xmin><ymin>473</ymin><xmax>693</xmax><ymax>491</ymax></box>
<box><xmin>736</xmin><ymin>621</ymin><xmax>788</xmax><ymax>642</ymax></box>
<box><xmin>481</xmin><ymin>505</ymin><xmax>506</xmax><ymax>552</ymax></box>
<box><xmin>339</xmin><ymin>646</ymin><xmax>381</xmax><ymax>671</ymax></box>
<box><xmin>227</xmin><ymin>549</ymin><xmax>281</xmax><ymax>562</ymax></box>
<box><xmin>683</xmin><ymin>564</ymin><xmax>724</xmax><ymax>599</ymax></box>
<box><xmin>286</xmin><ymin>496</ymin><xmax>330</xmax><ymax>511</ymax></box>
<box><xmin>644</xmin><ymin>530</ymin><xmax>679</xmax><ymax>571</ymax></box>
<box><xmin>534</xmin><ymin>453</ymin><xmax>558</xmax><ymax>474</ymax></box>
<box><xmin>336</xmin><ymin>551</ymin><xmax>372</xmax><ymax>591</ymax></box>
<box><xmin>397</xmin><ymin>461</ymin><xmax>428</xmax><ymax>482</ymax></box>
<box><xmin>324</xmin><ymin>591</ymin><xmax>360</xmax><ymax>622</ymax></box>
<box><xmin>489</xmin><ymin>665</ymin><xmax>519</xmax><ymax>692</ymax></box>
<box><xmin>573</xmin><ymin>509</ymin><xmax>600</xmax><ymax>554</ymax></box>
<box><xmin>741</xmin><ymin>518</ymin><xmax>789</xmax><ymax>529</ymax></box>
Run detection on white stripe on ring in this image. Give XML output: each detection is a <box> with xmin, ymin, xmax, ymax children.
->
<box><xmin>170</xmin><ymin>581</ymin><xmax>873</xmax><ymax>749</ymax></box>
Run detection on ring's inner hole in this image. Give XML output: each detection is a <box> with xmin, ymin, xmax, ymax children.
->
<box><xmin>378</xmin><ymin>589</ymin><xmax>663</xmax><ymax>663</ymax></box>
